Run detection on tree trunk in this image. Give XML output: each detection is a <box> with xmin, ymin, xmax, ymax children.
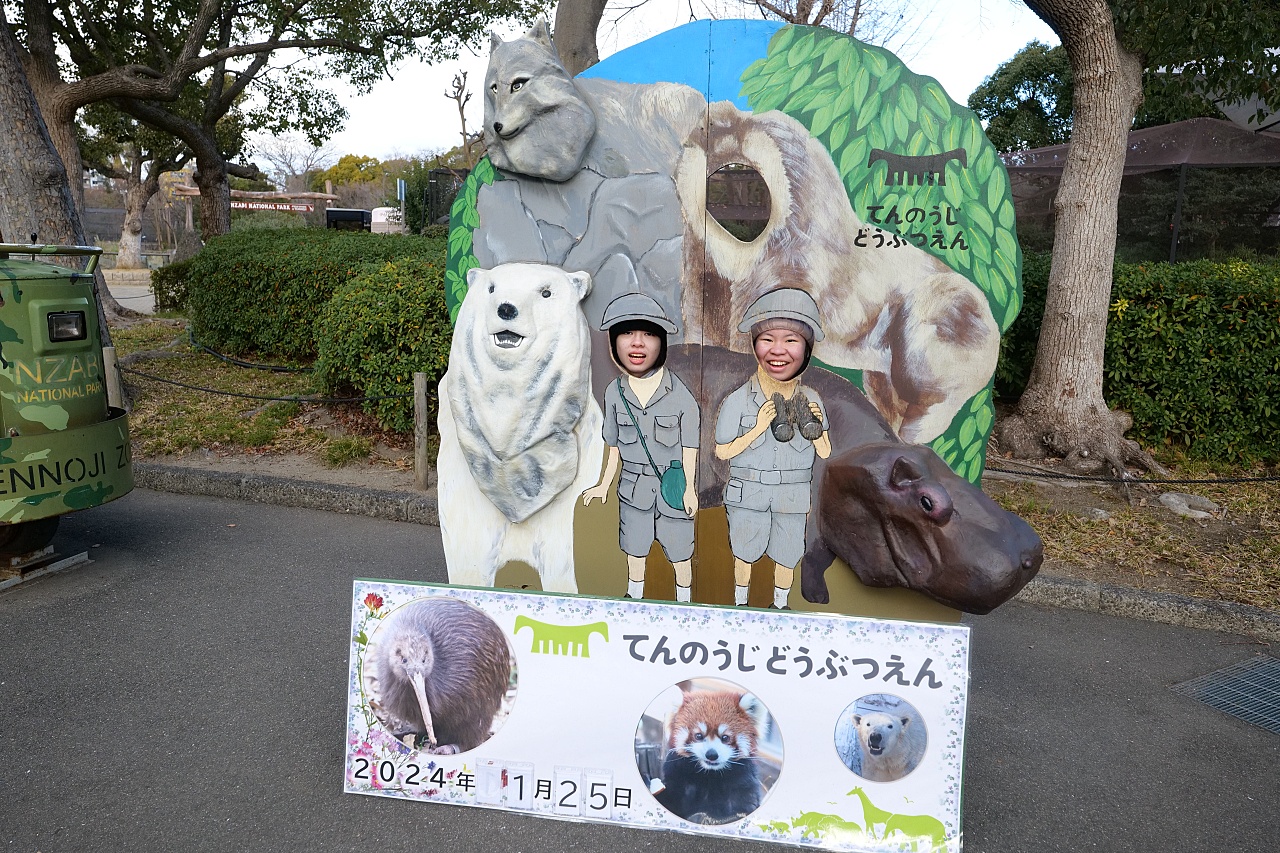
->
<box><xmin>194</xmin><ymin>157</ymin><xmax>233</xmax><ymax>238</ymax></box>
<box><xmin>116</xmin><ymin>99</ymin><xmax>236</xmax><ymax>239</ymax></box>
<box><xmin>998</xmin><ymin>0</ymin><xmax>1164</xmax><ymax>476</ymax></box>
<box><xmin>117</xmin><ymin>155</ymin><xmax>160</xmax><ymax>269</ymax></box>
<box><xmin>40</xmin><ymin>94</ymin><xmax>87</xmax><ymax>215</ymax></box>
<box><xmin>0</xmin><ymin>10</ymin><xmax>133</xmax><ymax>341</ymax></box>
<box><xmin>18</xmin><ymin>0</ymin><xmax>86</xmax><ymax>214</ymax></box>
<box><xmin>554</xmin><ymin>0</ymin><xmax>610</xmax><ymax>75</ymax></box>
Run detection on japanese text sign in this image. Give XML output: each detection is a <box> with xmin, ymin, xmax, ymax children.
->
<box><xmin>345</xmin><ymin>581</ymin><xmax>970</xmax><ymax>851</ymax></box>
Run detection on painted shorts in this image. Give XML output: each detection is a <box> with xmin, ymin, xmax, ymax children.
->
<box><xmin>618</xmin><ymin>470</ymin><xmax>694</xmax><ymax>563</ymax></box>
<box><xmin>723</xmin><ymin>476</ymin><xmax>811</xmax><ymax>569</ymax></box>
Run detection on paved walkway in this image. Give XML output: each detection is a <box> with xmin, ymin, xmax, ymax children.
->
<box><xmin>1</xmin><ymin>489</ymin><xmax>1276</xmax><ymax>852</ymax></box>
<box><xmin>129</xmin><ymin>459</ymin><xmax>1280</xmax><ymax>643</ymax></box>
<box><xmin>105</xmin><ymin>278</ymin><xmax>156</xmax><ymax>314</ymax></box>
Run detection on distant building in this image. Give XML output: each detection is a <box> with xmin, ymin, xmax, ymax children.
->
<box><xmin>371</xmin><ymin>207</ymin><xmax>406</xmax><ymax>234</ymax></box>
<box><xmin>83</xmin><ymin>170</ymin><xmax>111</xmax><ymax>189</ymax></box>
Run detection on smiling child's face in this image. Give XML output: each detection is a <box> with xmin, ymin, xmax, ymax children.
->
<box><xmin>754</xmin><ymin>327</ymin><xmax>807</xmax><ymax>381</ymax></box>
<box><xmin>616</xmin><ymin>329</ymin><xmax>662</xmax><ymax>376</ymax></box>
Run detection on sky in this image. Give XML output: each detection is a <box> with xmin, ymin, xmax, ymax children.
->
<box><xmin>318</xmin><ymin>0</ymin><xmax>1058</xmax><ymax>161</ymax></box>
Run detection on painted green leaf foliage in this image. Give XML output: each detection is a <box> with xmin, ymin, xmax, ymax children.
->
<box><xmin>742</xmin><ymin>25</ymin><xmax>1024</xmax><ymax>483</ymax></box>
<box><xmin>444</xmin><ymin>157</ymin><xmax>498</xmax><ymax>324</ymax></box>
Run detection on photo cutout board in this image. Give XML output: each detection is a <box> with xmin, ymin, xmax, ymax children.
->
<box><xmin>441</xmin><ymin>20</ymin><xmax>1042</xmax><ymax>619</ymax></box>
<box><xmin>345</xmin><ymin>581</ymin><xmax>971</xmax><ymax>852</ymax></box>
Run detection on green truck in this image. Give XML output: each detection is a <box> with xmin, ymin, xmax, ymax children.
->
<box><xmin>0</xmin><ymin>243</ymin><xmax>133</xmax><ymax>556</ymax></box>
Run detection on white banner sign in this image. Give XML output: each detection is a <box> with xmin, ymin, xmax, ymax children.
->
<box><xmin>345</xmin><ymin>581</ymin><xmax>970</xmax><ymax>851</ymax></box>
<box><xmin>229</xmin><ymin>200</ymin><xmax>313</xmax><ymax>212</ymax></box>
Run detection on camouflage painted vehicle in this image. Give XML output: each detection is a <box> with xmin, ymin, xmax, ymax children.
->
<box><xmin>0</xmin><ymin>244</ymin><xmax>132</xmax><ymax>556</ymax></box>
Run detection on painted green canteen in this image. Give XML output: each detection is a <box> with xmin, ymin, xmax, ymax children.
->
<box><xmin>0</xmin><ymin>243</ymin><xmax>133</xmax><ymax>555</ymax></box>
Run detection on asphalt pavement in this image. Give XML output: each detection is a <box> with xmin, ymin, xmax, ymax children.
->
<box><xmin>1</xmin><ymin>489</ymin><xmax>1276</xmax><ymax>853</ymax></box>
<box><xmin>105</xmin><ymin>280</ymin><xmax>156</xmax><ymax>314</ymax></box>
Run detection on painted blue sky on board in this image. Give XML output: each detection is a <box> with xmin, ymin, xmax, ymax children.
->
<box><xmin>579</xmin><ymin>19</ymin><xmax>785</xmax><ymax>109</ymax></box>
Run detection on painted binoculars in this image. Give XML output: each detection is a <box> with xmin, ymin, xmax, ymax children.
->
<box><xmin>770</xmin><ymin>391</ymin><xmax>823</xmax><ymax>443</ymax></box>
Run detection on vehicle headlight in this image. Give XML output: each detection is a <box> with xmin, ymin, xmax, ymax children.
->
<box><xmin>47</xmin><ymin>311</ymin><xmax>87</xmax><ymax>342</ymax></box>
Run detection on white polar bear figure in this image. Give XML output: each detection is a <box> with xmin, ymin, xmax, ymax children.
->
<box><xmin>437</xmin><ymin>262</ymin><xmax>604</xmax><ymax>593</ymax></box>
<box><xmin>853</xmin><ymin>711</ymin><xmax>926</xmax><ymax>782</ymax></box>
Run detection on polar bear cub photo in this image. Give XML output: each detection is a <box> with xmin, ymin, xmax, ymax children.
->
<box><xmin>854</xmin><ymin>712</ymin><xmax>918</xmax><ymax>782</ymax></box>
<box><xmin>835</xmin><ymin>695</ymin><xmax>928</xmax><ymax>782</ymax></box>
<box><xmin>437</xmin><ymin>262</ymin><xmax>604</xmax><ymax>593</ymax></box>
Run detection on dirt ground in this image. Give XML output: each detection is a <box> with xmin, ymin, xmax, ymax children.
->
<box><xmin>146</xmin><ymin>447</ymin><xmax>423</xmax><ymax>492</ymax></box>
<box><xmin>982</xmin><ymin>470</ymin><xmax>1279</xmax><ymax>608</ymax></box>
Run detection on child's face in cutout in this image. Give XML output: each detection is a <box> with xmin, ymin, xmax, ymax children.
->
<box><xmin>754</xmin><ymin>327</ymin><xmax>807</xmax><ymax>381</ymax></box>
<box><xmin>616</xmin><ymin>329</ymin><xmax>662</xmax><ymax>376</ymax></box>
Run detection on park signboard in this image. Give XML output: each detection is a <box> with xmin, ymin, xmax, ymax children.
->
<box><xmin>229</xmin><ymin>200</ymin><xmax>313</xmax><ymax>212</ymax></box>
<box><xmin>344</xmin><ymin>580</ymin><xmax>970</xmax><ymax>852</ymax></box>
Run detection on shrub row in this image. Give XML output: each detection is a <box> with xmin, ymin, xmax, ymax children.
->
<box><xmin>314</xmin><ymin>256</ymin><xmax>452</xmax><ymax>433</ymax></box>
<box><xmin>184</xmin><ymin>232</ymin><xmax>1277</xmax><ymax>455</ymax></box>
<box><xmin>998</xmin><ymin>254</ymin><xmax>1280</xmax><ymax>463</ymax></box>
<box><xmin>150</xmin><ymin>257</ymin><xmax>194</xmax><ymax>312</ymax></box>
<box><xmin>182</xmin><ymin>229</ymin><xmax>450</xmax><ymax>431</ymax></box>
<box><xmin>187</xmin><ymin>230</ymin><xmax>442</xmax><ymax>360</ymax></box>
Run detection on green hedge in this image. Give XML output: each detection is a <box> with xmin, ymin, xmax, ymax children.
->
<box><xmin>998</xmin><ymin>254</ymin><xmax>1280</xmax><ymax>462</ymax></box>
<box><xmin>187</xmin><ymin>230</ymin><xmax>443</xmax><ymax>360</ymax></box>
<box><xmin>314</xmin><ymin>255</ymin><xmax>451</xmax><ymax>432</ymax></box>
<box><xmin>150</xmin><ymin>257</ymin><xmax>194</xmax><ymax>312</ymax></box>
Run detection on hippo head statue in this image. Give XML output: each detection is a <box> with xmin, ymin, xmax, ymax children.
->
<box><xmin>804</xmin><ymin>442</ymin><xmax>1044</xmax><ymax>614</ymax></box>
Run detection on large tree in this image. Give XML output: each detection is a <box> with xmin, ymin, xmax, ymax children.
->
<box><xmin>254</xmin><ymin>134</ymin><xmax>336</xmax><ymax>193</ymax></box>
<box><xmin>0</xmin><ymin>6</ymin><xmax>124</xmax><ymax>332</ymax></box>
<box><xmin>7</xmin><ymin>0</ymin><xmax>548</xmax><ymax>236</ymax></box>
<box><xmin>80</xmin><ymin>103</ymin><xmax>192</xmax><ymax>269</ymax></box>
<box><xmin>970</xmin><ymin>39</ymin><xmax>1223</xmax><ymax>153</ymax></box>
<box><xmin>968</xmin><ymin>40</ymin><xmax>1075</xmax><ymax>153</ymax></box>
<box><xmin>996</xmin><ymin>0</ymin><xmax>1280</xmax><ymax>474</ymax></box>
<box><xmin>111</xmin><ymin>71</ymin><xmax>297</xmax><ymax>237</ymax></box>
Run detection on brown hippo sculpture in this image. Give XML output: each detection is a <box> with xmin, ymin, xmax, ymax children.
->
<box><xmin>633</xmin><ymin>345</ymin><xmax>1043</xmax><ymax>614</ymax></box>
<box><xmin>802</xmin><ymin>442</ymin><xmax>1043</xmax><ymax>613</ymax></box>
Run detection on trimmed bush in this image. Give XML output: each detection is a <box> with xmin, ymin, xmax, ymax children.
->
<box><xmin>1105</xmin><ymin>260</ymin><xmax>1280</xmax><ymax>462</ymax></box>
<box><xmin>230</xmin><ymin>210</ymin><xmax>309</xmax><ymax>230</ymax></box>
<box><xmin>151</xmin><ymin>257</ymin><xmax>194</xmax><ymax>312</ymax></box>
<box><xmin>314</xmin><ymin>254</ymin><xmax>452</xmax><ymax>433</ymax></box>
<box><xmin>997</xmin><ymin>254</ymin><xmax>1280</xmax><ymax>463</ymax></box>
<box><xmin>187</xmin><ymin>230</ymin><xmax>443</xmax><ymax>360</ymax></box>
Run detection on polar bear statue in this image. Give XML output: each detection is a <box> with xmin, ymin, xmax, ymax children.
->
<box><xmin>437</xmin><ymin>262</ymin><xmax>604</xmax><ymax>593</ymax></box>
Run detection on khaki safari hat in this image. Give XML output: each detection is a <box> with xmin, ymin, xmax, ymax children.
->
<box><xmin>737</xmin><ymin>288</ymin><xmax>825</xmax><ymax>342</ymax></box>
<box><xmin>599</xmin><ymin>292</ymin><xmax>679</xmax><ymax>334</ymax></box>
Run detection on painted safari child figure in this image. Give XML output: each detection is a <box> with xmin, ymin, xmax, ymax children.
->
<box><xmin>582</xmin><ymin>293</ymin><xmax>700</xmax><ymax>602</ymax></box>
<box><xmin>715</xmin><ymin>289</ymin><xmax>831</xmax><ymax>609</ymax></box>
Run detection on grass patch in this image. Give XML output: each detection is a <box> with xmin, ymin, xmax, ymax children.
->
<box><xmin>114</xmin><ymin>318</ymin><xmax>416</xmax><ymax>467</ymax></box>
<box><xmin>115</xmin><ymin>319</ymin><xmax>324</xmax><ymax>456</ymax></box>
<box><xmin>322</xmin><ymin>435</ymin><xmax>373</xmax><ymax>468</ymax></box>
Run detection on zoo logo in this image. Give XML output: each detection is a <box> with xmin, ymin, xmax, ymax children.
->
<box><xmin>514</xmin><ymin>616</ymin><xmax>609</xmax><ymax>658</ymax></box>
<box><xmin>740</xmin><ymin>24</ymin><xmax>1024</xmax><ymax>483</ymax></box>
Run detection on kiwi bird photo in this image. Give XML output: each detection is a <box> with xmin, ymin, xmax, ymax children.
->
<box><xmin>363</xmin><ymin>597</ymin><xmax>516</xmax><ymax>754</ymax></box>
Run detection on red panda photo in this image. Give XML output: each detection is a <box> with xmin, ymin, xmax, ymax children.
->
<box><xmin>649</xmin><ymin>686</ymin><xmax>777</xmax><ymax>824</ymax></box>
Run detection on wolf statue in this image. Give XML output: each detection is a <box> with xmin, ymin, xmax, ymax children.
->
<box><xmin>476</xmin><ymin>20</ymin><xmax>1001</xmax><ymax>446</ymax></box>
<box><xmin>478</xmin><ymin>20</ymin><xmax>704</xmax><ymax>349</ymax></box>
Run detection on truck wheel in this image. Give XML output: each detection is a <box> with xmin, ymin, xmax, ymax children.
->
<box><xmin>0</xmin><ymin>517</ymin><xmax>60</xmax><ymax>557</ymax></box>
